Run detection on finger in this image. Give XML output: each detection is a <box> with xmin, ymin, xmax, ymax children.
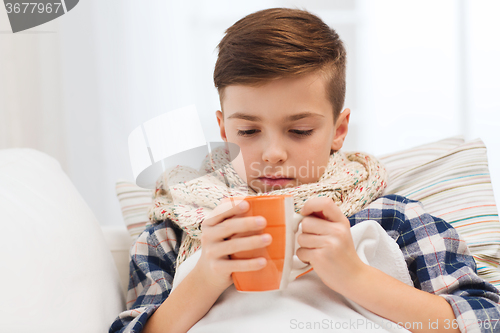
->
<box><xmin>215</xmin><ymin>233</ymin><xmax>272</xmax><ymax>257</ymax></box>
<box><xmin>296</xmin><ymin>247</ymin><xmax>313</xmax><ymax>264</ymax></box>
<box><xmin>220</xmin><ymin>257</ymin><xmax>268</xmax><ymax>273</ymax></box>
<box><xmin>212</xmin><ymin>216</ymin><xmax>267</xmax><ymax>241</ymax></box>
<box><xmin>203</xmin><ymin>198</ymin><xmax>250</xmax><ymax>226</ymax></box>
<box><xmin>300</xmin><ymin>216</ymin><xmax>334</xmax><ymax>235</ymax></box>
<box><xmin>300</xmin><ymin>197</ymin><xmax>349</xmax><ymax>226</ymax></box>
<box><xmin>297</xmin><ymin>233</ymin><xmax>325</xmax><ymax>248</ymax></box>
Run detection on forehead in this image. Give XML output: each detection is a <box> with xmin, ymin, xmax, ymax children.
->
<box><xmin>221</xmin><ymin>72</ymin><xmax>333</xmax><ymax>122</ymax></box>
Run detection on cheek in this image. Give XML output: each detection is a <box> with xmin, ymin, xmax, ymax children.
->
<box><xmin>233</xmin><ymin>146</ymin><xmax>264</xmax><ymax>181</ymax></box>
<box><xmin>231</xmin><ymin>150</ymin><xmax>248</xmax><ymax>182</ymax></box>
<box><xmin>297</xmin><ymin>148</ymin><xmax>331</xmax><ymax>181</ymax></box>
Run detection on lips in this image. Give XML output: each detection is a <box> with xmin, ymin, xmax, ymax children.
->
<box><xmin>262</xmin><ymin>175</ymin><xmax>288</xmax><ymax>179</ymax></box>
<box><xmin>259</xmin><ymin>176</ymin><xmax>293</xmax><ymax>186</ymax></box>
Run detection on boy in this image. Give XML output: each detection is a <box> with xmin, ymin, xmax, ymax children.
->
<box><xmin>110</xmin><ymin>8</ymin><xmax>500</xmax><ymax>333</ymax></box>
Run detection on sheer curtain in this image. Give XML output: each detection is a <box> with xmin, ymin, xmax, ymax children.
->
<box><xmin>1</xmin><ymin>0</ymin><xmax>498</xmax><ymax>226</ymax></box>
<box><xmin>353</xmin><ymin>0</ymin><xmax>500</xmax><ymax>208</ymax></box>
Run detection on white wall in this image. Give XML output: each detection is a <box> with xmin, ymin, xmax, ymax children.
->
<box><xmin>1</xmin><ymin>0</ymin><xmax>498</xmax><ymax>226</ymax></box>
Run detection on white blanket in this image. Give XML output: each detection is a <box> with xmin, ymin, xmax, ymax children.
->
<box><xmin>172</xmin><ymin>220</ymin><xmax>413</xmax><ymax>333</ymax></box>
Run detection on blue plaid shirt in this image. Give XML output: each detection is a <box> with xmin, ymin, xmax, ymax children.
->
<box><xmin>109</xmin><ymin>195</ymin><xmax>500</xmax><ymax>333</ymax></box>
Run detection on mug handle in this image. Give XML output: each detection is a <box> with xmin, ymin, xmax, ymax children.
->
<box><xmin>288</xmin><ymin>213</ymin><xmax>313</xmax><ymax>282</ymax></box>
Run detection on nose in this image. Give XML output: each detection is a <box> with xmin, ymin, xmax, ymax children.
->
<box><xmin>262</xmin><ymin>138</ymin><xmax>287</xmax><ymax>164</ymax></box>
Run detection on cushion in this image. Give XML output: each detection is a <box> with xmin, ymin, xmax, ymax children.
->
<box><xmin>0</xmin><ymin>148</ymin><xmax>125</xmax><ymax>333</ymax></box>
<box><xmin>101</xmin><ymin>225</ymin><xmax>134</xmax><ymax>295</ymax></box>
<box><xmin>379</xmin><ymin>137</ymin><xmax>500</xmax><ymax>288</ymax></box>
<box><xmin>115</xmin><ymin>179</ymin><xmax>154</xmax><ymax>240</ymax></box>
<box><xmin>116</xmin><ymin>136</ymin><xmax>500</xmax><ymax>288</ymax></box>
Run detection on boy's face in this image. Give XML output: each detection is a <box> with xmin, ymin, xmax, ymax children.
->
<box><xmin>216</xmin><ymin>71</ymin><xmax>350</xmax><ymax>193</ymax></box>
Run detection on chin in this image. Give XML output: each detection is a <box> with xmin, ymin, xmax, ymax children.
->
<box><xmin>248</xmin><ymin>179</ymin><xmax>299</xmax><ymax>193</ymax></box>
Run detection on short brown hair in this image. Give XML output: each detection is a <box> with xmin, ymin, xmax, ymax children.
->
<box><xmin>214</xmin><ymin>8</ymin><xmax>347</xmax><ymax>121</ymax></box>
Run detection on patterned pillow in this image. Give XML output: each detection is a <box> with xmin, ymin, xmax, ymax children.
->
<box><xmin>115</xmin><ymin>136</ymin><xmax>500</xmax><ymax>287</ymax></box>
<box><xmin>379</xmin><ymin>137</ymin><xmax>500</xmax><ymax>288</ymax></box>
<box><xmin>115</xmin><ymin>179</ymin><xmax>154</xmax><ymax>240</ymax></box>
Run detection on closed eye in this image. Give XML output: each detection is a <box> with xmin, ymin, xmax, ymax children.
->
<box><xmin>237</xmin><ymin>129</ymin><xmax>260</xmax><ymax>137</ymax></box>
<box><xmin>290</xmin><ymin>129</ymin><xmax>313</xmax><ymax>136</ymax></box>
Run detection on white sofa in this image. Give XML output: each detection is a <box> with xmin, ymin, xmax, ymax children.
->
<box><xmin>101</xmin><ymin>226</ymin><xmax>134</xmax><ymax>296</ymax></box>
<box><xmin>0</xmin><ymin>149</ymin><xmax>131</xmax><ymax>333</ymax></box>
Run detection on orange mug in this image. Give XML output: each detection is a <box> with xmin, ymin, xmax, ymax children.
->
<box><xmin>229</xmin><ymin>195</ymin><xmax>312</xmax><ymax>292</ymax></box>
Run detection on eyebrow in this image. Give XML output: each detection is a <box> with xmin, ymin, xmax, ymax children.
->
<box><xmin>227</xmin><ymin>111</ymin><xmax>324</xmax><ymax>122</ymax></box>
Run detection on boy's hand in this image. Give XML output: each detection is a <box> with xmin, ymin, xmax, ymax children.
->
<box><xmin>296</xmin><ymin>197</ymin><xmax>367</xmax><ymax>293</ymax></box>
<box><xmin>194</xmin><ymin>198</ymin><xmax>271</xmax><ymax>292</ymax></box>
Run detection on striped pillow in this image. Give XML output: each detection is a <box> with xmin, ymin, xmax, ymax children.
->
<box><xmin>115</xmin><ymin>179</ymin><xmax>154</xmax><ymax>240</ymax></box>
<box><xmin>379</xmin><ymin>137</ymin><xmax>500</xmax><ymax>288</ymax></box>
<box><xmin>377</xmin><ymin>136</ymin><xmax>465</xmax><ymax>177</ymax></box>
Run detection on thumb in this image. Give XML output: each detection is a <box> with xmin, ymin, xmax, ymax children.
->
<box><xmin>300</xmin><ymin>197</ymin><xmax>348</xmax><ymax>225</ymax></box>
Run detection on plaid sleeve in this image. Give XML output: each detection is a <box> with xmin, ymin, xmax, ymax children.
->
<box><xmin>109</xmin><ymin>219</ymin><xmax>184</xmax><ymax>333</ymax></box>
<box><xmin>349</xmin><ymin>194</ymin><xmax>500</xmax><ymax>333</ymax></box>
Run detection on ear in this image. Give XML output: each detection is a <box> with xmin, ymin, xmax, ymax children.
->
<box><xmin>216</xmin><ymin>110</ymin><xmax>227</xmax><ymax>142</ymax></box>
<box><xmin>331</xmin><ymin>108</ymin><xmax>350</xmax><ymax>151</ymax></box>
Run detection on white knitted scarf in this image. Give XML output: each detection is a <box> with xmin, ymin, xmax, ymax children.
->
<box><xmin>147</xmin><ymin>147</ymin><xmax>387</xmax><ymax>268</ymax></box>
